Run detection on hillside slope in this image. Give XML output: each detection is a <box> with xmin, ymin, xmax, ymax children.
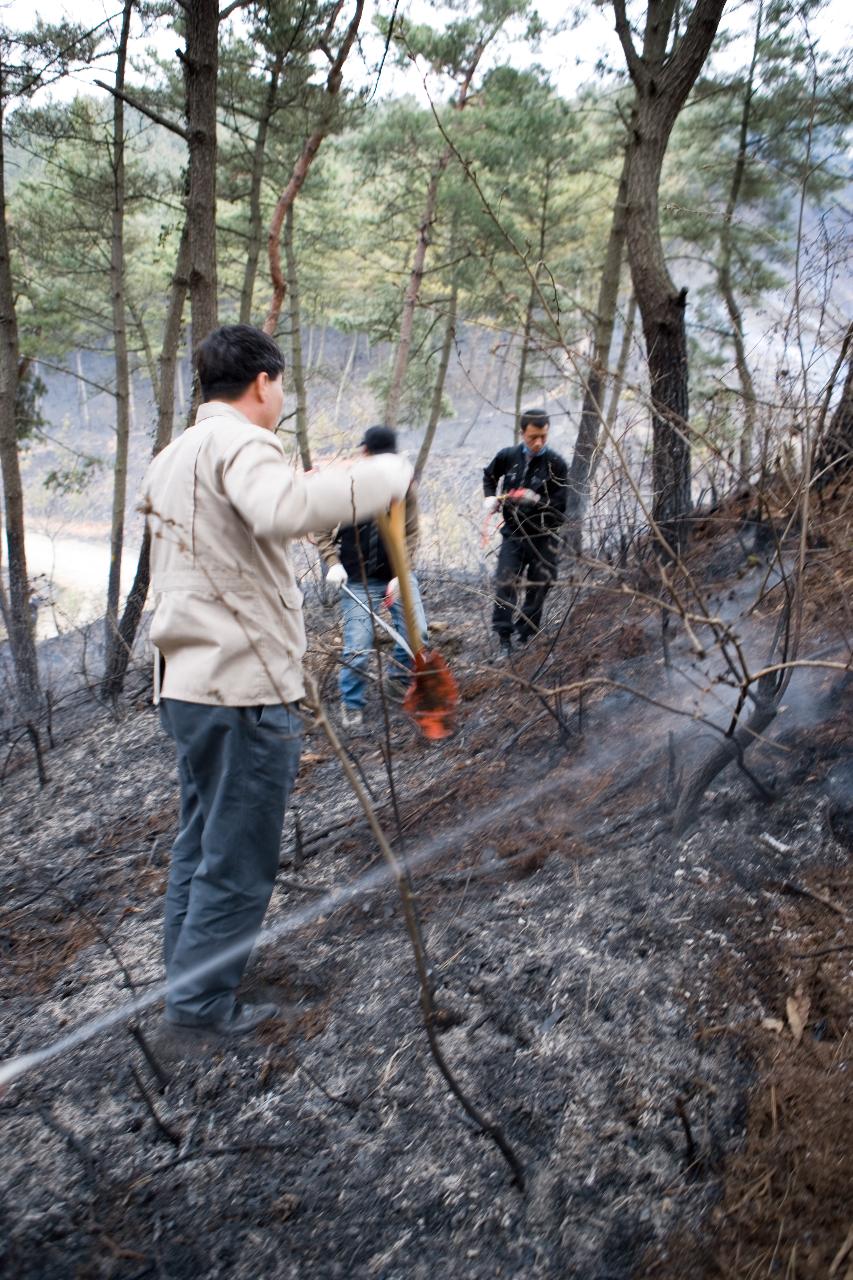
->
<box><xmin>1</xmin><ymin>503</ymin><xmax>851</xmax><ymax>1280</ymax></box>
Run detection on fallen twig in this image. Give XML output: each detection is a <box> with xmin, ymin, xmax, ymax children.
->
<box><xmin>779</xmin><ymin>880</ymin><xmax>848</xmax><ymax>919</ymax></box>
<box><xmin>277</xmin><ymin>875</ymin><xmax>330</xmax><ymax>895</ymax></box>
<box><xmin>127</xmin><ymin>1023</ymin><xmax>171</xmax><ymax>1091</ymax></box>
<box><xmin>790</xmin><ymin>943</ymin><xmax>853</xmax><ymax>959</ymax></box>
<box><xmin>297</xmin><ymin>1060</ymin><xmax>360</xmax><ymax>1113</ymax></box>
<box><xmin>431</xmin><ymin>851</ymin><xmax>549</xmax><ymax>885</ymax></box>
<box><xmin>674</xmin><ymin>1094</ymin><xmax>697</xmax><ymax>1164</ymax></box>
<box><xmin>128</xmin><ymin>1062</ymin><xmax>181</xmax><ymax>1146</ymax></box>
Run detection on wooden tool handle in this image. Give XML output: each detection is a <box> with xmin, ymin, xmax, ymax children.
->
<box><xmin>377</xmin><ymin>500</ymin><xmax>422</xmax><ymax>657</ymax></box>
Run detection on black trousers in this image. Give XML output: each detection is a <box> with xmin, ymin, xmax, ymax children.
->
<box><xmin>492</xmin><ymin>531</ymin><xmax>559</xmax><ymax>640</ymax></box>
<box><xmin>159</xmin><ymin>700</ymin><xmax>302</xmax><ymax>1024</ymax></box>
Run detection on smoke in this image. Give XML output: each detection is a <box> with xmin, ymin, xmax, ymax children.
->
<box><xmin>3</xmin><ymin>558</ymin><xmax>844</xmax><ymax>1091</ymax></box>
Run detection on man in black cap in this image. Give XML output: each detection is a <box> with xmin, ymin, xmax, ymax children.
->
<box><xmin>317</xmin><ymin>426</ymin><xmax>427</xmax><ymax>730</ymax></box>
<box><xmin>482</xmin><ymin>408</ymin><xmax>568</xmax><ymax>657</ymax></box>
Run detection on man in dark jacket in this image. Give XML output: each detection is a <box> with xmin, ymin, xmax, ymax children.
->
<box><xmin>483</xmin><ymin>408</ymin><xmax>568</xmax><ymax>656</ymax></box>
<box><xmin>318</xmin><ymin>426</ymin><xmax>427</xmax><ymax>730</ymax></box>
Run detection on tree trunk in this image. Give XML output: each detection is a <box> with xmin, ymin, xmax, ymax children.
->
<box><xmin>385</xmin><ymin>148</ymin><xmax>451</xmax><ymax>429</ymax></box>
<box><xmin>156</xmin><ymin>225</ymin><xmax>191</xmax><ymax>451</ymax></box>
<box><xmin>604</xmin><ymin>293</ymin><xmax>637</xmax><ymax>435</ymax></box>
<box><xmin>493</xmin><ymin>331</ymin><xmax>514</xmax><ymax>407</ymax></box>
<box><xmin>719</xmin><ymin>0</ymin><xmax>762</xmax><ymax>481</ymax></box>
<box><xmin>512</xmin><ymin>284</ymin><xmax>535</xmax><ymax>446</ymax></box>
<box><xmin>76</xmin><ymin>350</ymin><xmax>90</xmax><ymax>428</ymax></box>
<box><xmin>384</xmin><ymin>49</ymin><xmax>485</xmax><ymax>429</ymax></box>
<box><xmin>565</xmin><ymin>147</ymin><xmax>631</xmax><ymax>552</ymax></box>
<box><xmin>415</xmin><ymin>276</ymin><xmax>458</xmax><ymax>481</ymax></box>
<box><xmin>128</xmin><ymin>293</ymin><xmax>160</xmax><ymax>406</ymax></box>
<box><xmin>815</xmin><ymin>332</ymin><xmax>853</xmax><ymax>487</ymax></box>
<box><xmin>239</xmin><ymin>51</ymin><xmax>283</xmax><ymax>325</ymax></box>
<box><xmin>0</xmin><ymin>65</ymin><xmax>42</xmax><ymax>719</ymax></box>
<box><xmin>0</xmin><ymin>492</ymin><xmax>9</xmax><ymax>636</ymax></box>
<box><xmin>101</xmin><ymin>223</ymin><xmax>190</xmax><ymax>702</ymax></box>
<box><xmin>313</xmin><ymin>323</ymin><xmax>326</xmax><ymax>371</ymax></box>
<box><xmin>334</xmin><ymin>331</ymin><xmax>358</xmax><ymax>424</ymax></box>
<box><xmin>614</xmin><ymin>0</ymin><xmax>727</xmax><ymax>551</ymax></box>
<box><xmin>0</xmin><ymin>479</ymin><xmax>7</xmax><ymax>614</ymax></box>
<box><xmin>646</xmin><ymin>305</ymin><xmax>691</xmax><ymax>536</ymax></box>
<box><xmin>514</xmin><ymin>162</ymin><xmax>552</xmax><ymax>446</ymax></box>
<box><xmin>628</xmin><ymin>99</ymin><xmax>691</xmax><ymax>547</ymax></box>
<box><xmin>104</xmin><ymin>0</ymin><xmax>134</xmax><ymax>668</ymax></box>
<box><xmin>184</xmin><ymin>0</ymin><xmax>219</xmax><ymax>362</ymax></box>
<box><xmin>284</xmin><ymin>204</ymin><xmax>310</xmax><ymax>470</ymax></box>
<box><xmin>176</xmin><ymin>356</ymin><xmax>186</xmax><ymax>417</ymax></box>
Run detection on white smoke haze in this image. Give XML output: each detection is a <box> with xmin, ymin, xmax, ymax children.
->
<box><xmin>4</xmin><ymin>616</ymin><xmax>839</xmax><ymax>1095</ymax></box>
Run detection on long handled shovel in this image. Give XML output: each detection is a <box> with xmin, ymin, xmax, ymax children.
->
<box><xmin>376</xmin><ymin>499</ymin><xmax>459</xmax><ymax>741</ymax></box>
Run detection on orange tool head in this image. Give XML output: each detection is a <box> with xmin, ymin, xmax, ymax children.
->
<box><xmin>377</xmin><ymin>499</ymin><xmax>459</xmax><ymax>742</ymax></box>
<box><xmin>403</xmin><ymin>648</ymin><xmax>459</xmax><ymax>741</ymax></box>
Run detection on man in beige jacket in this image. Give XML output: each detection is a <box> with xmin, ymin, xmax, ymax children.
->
<box><xmin>142</xmin><ymin>325</ymin><xmax>411</xmax><ymax>1035</ymax></box>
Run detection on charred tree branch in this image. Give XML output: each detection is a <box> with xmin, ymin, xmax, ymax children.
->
<box><xmin>305</xmin><ymin>676</ymin><xmax>525</xmax><ymax>1189</ymax></box>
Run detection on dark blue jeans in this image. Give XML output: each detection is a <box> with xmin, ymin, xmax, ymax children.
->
<box><xmin>339</xmin><ymin>576</ymin><xmax>427</xmax><ymax>710</ymax></box>
<box><xmin>159</xmin><ymin>699</ymin><xmax>302</xmax><ymax>1024</ymax></box>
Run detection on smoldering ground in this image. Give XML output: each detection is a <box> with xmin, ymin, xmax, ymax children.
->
<box><xmin>1</xmin><ymin>550</ymin><xmax>850</xmax><ymax>1279</ymax></box>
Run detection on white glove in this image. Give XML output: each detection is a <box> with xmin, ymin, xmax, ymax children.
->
<box><xmin>384</xmin><ymin>578</ymin><xmax>399</xmax><ymax>607</ymax></box>
<box><xmin>326</xmin><ymin>563</ymin><xmax>348</xmax><ymax>591</ymax></box>
<box><xmin>482</xmin><ymin>495</ymin><xmax>499</xmax><ymax>514</ymax></box>
<box><xmin>512</xmin><ymin>487</ymin><xmax>541</xmax><ymax>505</ymax></box>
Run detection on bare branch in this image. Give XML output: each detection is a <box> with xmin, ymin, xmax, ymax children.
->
<box><xmin>611</xmin><ymin>0</ymin><xmax>646</xmax><ymax>88</ymax></box>
<box><xmin>93</xmin><ymin>80</ymin><xmax>188</xmax><ymax>140</ymax></box>
<box><xmin>306</xmin><ymin>676</ymin><xmax>525</xmax><ymax>1189</ymax></box>
<box><xmin>218</xmin><ymin>0</ymin><xmax>254</xmax><ymax>20</ymax></box>
<box><xmin>263</xmin><ymin>0</ymin><xmax>365</xmax><ymax>332</ymax></box>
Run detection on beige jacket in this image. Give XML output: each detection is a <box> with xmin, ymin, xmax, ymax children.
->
<box><xmin>142</xmin><ymin>402</ymin><xmax>409</xmax><ymax>706</ymax></box>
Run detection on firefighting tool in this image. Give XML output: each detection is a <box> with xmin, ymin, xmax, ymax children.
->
<box><xmin>377</xmin><ymin>499</ymin><xmax>459</xmax><ymax>741</ymax></box>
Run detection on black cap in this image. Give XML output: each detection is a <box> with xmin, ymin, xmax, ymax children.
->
<box><xmin>360</xmin><ymin>425</ymin><xmax>397</xmax><ymax>455</ymax></box>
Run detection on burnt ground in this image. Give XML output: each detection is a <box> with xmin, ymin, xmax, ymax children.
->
<box><xmin>0</xmin><ymin>501</ymin><xmax>851</xmax><ymax>1280</ymax></box>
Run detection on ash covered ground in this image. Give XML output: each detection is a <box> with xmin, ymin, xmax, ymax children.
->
<box><xmin>1</xmin><ymin>516</ymin><xmax>851</xmax><ymax>1280</ymax></box>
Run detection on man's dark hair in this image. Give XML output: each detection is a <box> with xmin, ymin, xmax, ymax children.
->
<box><xmin>196</xmin><ymin>325</ymin><xmax>285</xmax><ymax>402</ymax></box>
<box><xmin>520</xmin><ymin>408</ymin><xmax>549</xmax><ymax>433</ymax></box>
<box><xmin>360</xmin><ymin>425</ymin><xmax>397</xmax><ymax>455</ymax></box>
